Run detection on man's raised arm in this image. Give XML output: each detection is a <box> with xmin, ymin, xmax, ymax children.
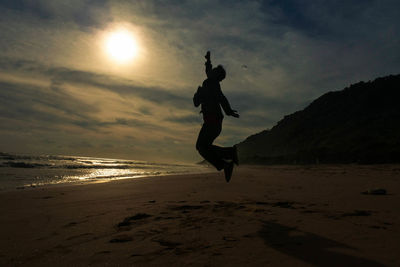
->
<box><xmin>205</xmin><ymin>51</ymin><xmax>212</xmax><ymax>78</ymax></box>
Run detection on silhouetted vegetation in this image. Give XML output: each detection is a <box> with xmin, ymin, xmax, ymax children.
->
<box><xmin>237</xmin><ymin>74</ymin><xmax>400</xmax><ymax>164</ymax></box>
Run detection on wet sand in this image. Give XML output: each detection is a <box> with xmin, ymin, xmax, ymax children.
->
<box><xmin>0</xmin><ymin>165</ymin><xmax>399</xmax><ymax>266</ymax></box>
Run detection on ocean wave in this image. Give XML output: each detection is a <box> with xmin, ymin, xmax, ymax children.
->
<box><xmin>1</xmin><ymin>162</ymin><xmax>53</xmax><ymax>168</ymax></box>
<box><xmin>0</xmin><ymin>153</ymin><xmax>191</xmax><ymax>170</ymax></box>
<box><xmin>0</xmin><ymin>162</ymin><xmax>169</xmax><ymax>170</ymax></box>
<box><xmin>0</xmin><ymin>152</ymin><xmax>76</xmax><ymax>161</ymax></box>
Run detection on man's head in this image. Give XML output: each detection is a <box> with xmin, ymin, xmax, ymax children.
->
<box><xmin>212</xmin><ymin>65</ymin><xmax>226</xmax><ymax>82</ymax></box>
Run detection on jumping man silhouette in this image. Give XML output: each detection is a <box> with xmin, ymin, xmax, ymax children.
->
<box><xmin>193</xmin><ymin>51</ymin><xmax>239</xmax><ymax>182</ymax></box>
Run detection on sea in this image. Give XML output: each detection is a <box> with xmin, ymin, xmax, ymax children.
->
<box><xmin>0</xmin><ymin>152</ymin><xmax>210</xmax><ymax>191</ymax></box>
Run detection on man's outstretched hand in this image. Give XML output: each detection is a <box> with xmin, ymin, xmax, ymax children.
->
<box><xmin>230</xmin><ymin>110</ymin><xmax>240</xmax><ymax>118</ymax></box>
<box><xmin>205</xmin><ymin>51</ymin><xmax>211</xmax><ymax>61</ymax></box>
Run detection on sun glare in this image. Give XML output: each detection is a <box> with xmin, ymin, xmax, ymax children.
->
<box><xmin>106</xmin><ymin>29</ymin><xmax>138</xmax><ymax>63</ymax></box>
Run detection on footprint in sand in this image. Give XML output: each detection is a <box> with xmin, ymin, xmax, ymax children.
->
<box><xmin>109</xmin><ymin>234</ymin><xmax>133</xmax><ymax>243</ymax></box>
<box><xmin>152</xmin><ymin>238</ymin><xmax>182</xmax><ymax>249</ymax></box>
<box><xmin>116</xmin><ymin>213</ymin><xmax>152</xmax><ymax>231</ymax></box>
<box><xmin>272</xmin><ymin>201</ymin><xmax>296</xmax><ymax>209</ymax></box>
<box><xmin>95</xmin><ymin>251</ymin><xmax>111</xmax><ymax>255</ymax></box>
<box><xmin>64</xmin><ymin>222</ymin><xmax>78</xmax><ymax>227</ymax></box>
<box><xmin>66</xmin><ymin>233</ymin><xmax>93</xmax><ymax>241</ymax></box>
<box><xmin>341</xmin><ymin>210</ymin><xmax>372</xmax><ymax>217</ymax></box>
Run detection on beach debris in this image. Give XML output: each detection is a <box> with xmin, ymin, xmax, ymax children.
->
<box><xmin>361</xmin><ymin>188</ymin><xmax>387</xmax><ymax>195</ymax></box>
<box><xmin>272</xmin><ymin>201</ymin><xmax>295</xmax><ymax>209</ymax></box>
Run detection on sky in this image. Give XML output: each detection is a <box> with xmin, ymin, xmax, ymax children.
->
<box><xmin>0</xmin><ymin>0</ymin><xmax>399</xmax><ymax>163</ymax></box>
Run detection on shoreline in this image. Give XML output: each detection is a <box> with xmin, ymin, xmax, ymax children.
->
<box><xmin>4</xmin><ymin>163</ymin><xmax>397</xmax><ymax>192</ymax></box>
<box><xmin>0</xmin><ymin>168</ymin><xmax>216</xmax><ymax>193</ymax></box>
<box><xmin>0</xmin><ymin>164</ymin><xmax>213</xmax><ymax>194</ymax></box>
<box><xmin>1</xmin><ymin>165</ymin><xmax>399</xmax><ymax>266</ymax></box>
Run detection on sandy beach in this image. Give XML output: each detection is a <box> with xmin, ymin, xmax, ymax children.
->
<box><xmin>0</xmin><ymin>165</ymin><xmax>399</xmax><ymax>266</ymax></box>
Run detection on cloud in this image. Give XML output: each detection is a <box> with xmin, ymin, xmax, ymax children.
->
<box><xmin>0</xmin><ymin>0</ymin><xmax>399</xmax><ymax>162</ymax></box>
<box><xmin>0</xmin><ymin>57</ymin><xmax>191</xmax><ymax>108</ymax></box>
<box><xmin>0</xmin><ymin>0</ymin><xmax>111</xmax><ymax>29</ymax></box>
<box><xmin>0</xmin><ymin>57</ymin><xmax>202</xmax><ymax>161</ymax></box>
<box><xmin>166</xmin><ymin>114</ymin><xmax>201</xmax><ymax>125</ymax></box>
<box><xmin>0</xmin><ymin>0</ymin><xmax>53</xmax><ymax>19</ymax></box>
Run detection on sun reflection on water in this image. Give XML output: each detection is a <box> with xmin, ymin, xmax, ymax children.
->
<box><xmin>1</xmin><ymin>154</ymin><xmax>211</xmax><ymax>189</ymax></box>
<box><xmin>75</xmin><ymin>168</ymin><xmax>148</xmax><ymax>181</ymax></box>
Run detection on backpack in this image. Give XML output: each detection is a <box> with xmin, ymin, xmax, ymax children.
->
<box><xmin>193</xmin><ymin>86</ymin><xmax>203</xmax><ymax>107</ymax></box>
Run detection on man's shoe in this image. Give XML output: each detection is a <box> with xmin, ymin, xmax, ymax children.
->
<box><xmin>233</xmin><ymin>145</ymin><xmax>239</xmax><ymax>166</ymax></box>
<box><xmin>224</xmin><ymin>161</ymin><xmax>234</xmax><ymax>183</ymax></box>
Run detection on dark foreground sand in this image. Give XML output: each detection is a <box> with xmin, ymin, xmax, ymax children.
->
<box><xmin>0</xmin><ymin>165</ymin><xmax>399</xmax><ymax>266</ymax></box>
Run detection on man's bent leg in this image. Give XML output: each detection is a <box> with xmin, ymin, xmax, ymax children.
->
<box><xmin>197</xmin><ymin>146</ymin><xmax>225</xmax><ymax>170</ymax></box>
<box><xmin>196</xmin><ymin>123</ymin><xmax>225</xmax><ymax>170</ymax></box>
<box><xmin>213</xmin><ymin>145</ymin><xmax>234</xmax><ymax>161</ymax></box>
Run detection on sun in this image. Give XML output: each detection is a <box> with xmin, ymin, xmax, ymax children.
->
<box><xmin>105</xmin><ymin>29</ymin><xmax>138</xmax><ymax>63</ymax></box>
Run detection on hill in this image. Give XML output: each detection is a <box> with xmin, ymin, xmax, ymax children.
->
<box><xmin>237</xmin><ymin>74</ymin><xmax>400</xmax><ymax>164</ymax></box>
